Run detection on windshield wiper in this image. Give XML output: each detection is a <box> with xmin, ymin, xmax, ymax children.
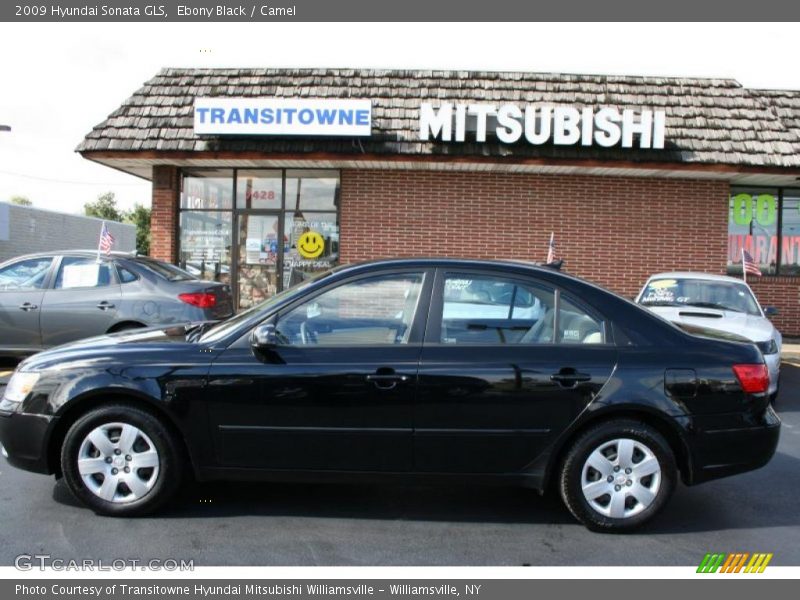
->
<box><xmin>683</xmin><ymin>302</ymin><xmax>743</xmax><ymax>313</ymax></box>
<box><xmin>185</xmin><ymin>321</ymin><xmax>214</xmax><ymax>342</ymax></box>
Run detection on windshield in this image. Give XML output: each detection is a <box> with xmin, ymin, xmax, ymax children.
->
<box><xmin>198</xmin><ymin>268</ymin><xmax>336</xmax><ymax>343</ymax></box>
<box><xmin>135</xmin><ymin>259</ymin><xmax>196</xmax><ymax>282</ymax></box>
<box><xmin>638</xmin><ymin>278</ymin><xmax>761</xmax><ymax>316</ymax></box>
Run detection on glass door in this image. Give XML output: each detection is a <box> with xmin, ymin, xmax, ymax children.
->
<box><xmin>235</xmin><ymin>213</ymin><xmax>284</xmax><ymax>310</ymax></box>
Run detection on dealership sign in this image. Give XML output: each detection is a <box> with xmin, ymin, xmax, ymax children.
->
<box><xmin>194</xmin><ymin>98</ymin><xmax>372</xmax><ymax>136</ymax></box>
<box><xmin>419</xmin><ymin>103</ymin><xmax>666</xmax><ymax>149</ymax></box>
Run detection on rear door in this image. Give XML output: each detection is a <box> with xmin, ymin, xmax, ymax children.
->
<box><xmin>0</xmin><ymin>256</ymin><xmax>54</xmax><ymax>351</ymax></box>
<box><xmin>40</xmin><ymin>256</ymin><xmax>122</xmax><ymax>346</ymax></box>
<box><xmin>414</xmin><ymin>269</ymin><xmax>618</xmax><ymax>473</ymax></box>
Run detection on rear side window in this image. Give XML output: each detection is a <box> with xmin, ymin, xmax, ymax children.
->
<box><xmin>558</xmin><ymin>295</ymin><xmax>605</xmax><ymax>344</ymax></box>
<box><xmin>440</xmin><ymin>273</ymin><xmax>555</xmax><ymax>345</ymax></box>
<box><xmin>116</xmin><ymin>264</ymin><xmax>139</xmax><ymax>284</ymax></box>
<box><xmin>0</xmin><ymin>257</ymin><xmax>52</xmax><ymax>291</ymax></box>
<box><xmin>54</xmin><ymin>257</ymin><xmax>114</xmax><ymax>289</ymax></box>
<box><xmin>437</xmin><ymin>273</ymin><xmax>606</xmax><ymax>345</ymax></box>
<box><xmin>136</xmin><ymin>259</ymin><xmax>195</xmax><ymax>282</ymax></box>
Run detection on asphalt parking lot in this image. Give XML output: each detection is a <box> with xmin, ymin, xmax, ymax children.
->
<box><xmin>0</xmin><ymin>362</ymin><xmax>799</xmax><ymax>567</ymax></box>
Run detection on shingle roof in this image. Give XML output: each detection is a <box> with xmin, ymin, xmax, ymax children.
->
<box><xmin>77</xmin><ymin>68</ymin><xmax>800</xmax><ymax>169</ymax></box>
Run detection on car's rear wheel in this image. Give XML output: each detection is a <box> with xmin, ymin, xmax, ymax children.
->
<box><xmin>60</xmin><ymin>404</ymin><xmax>182</xmax><ymax>516</ymax></box>
<box><xmin>559</xmin><ymin>419</ymin><xmax>677</xmax><ymax>532</ymax></box>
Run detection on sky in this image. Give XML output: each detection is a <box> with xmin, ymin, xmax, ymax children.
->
<box><xmin>1</xmin><ymin>22</ymin><xmax>800</xmax><ymax>215</ymax></box>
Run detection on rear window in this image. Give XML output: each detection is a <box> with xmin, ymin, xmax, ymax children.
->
<box><xmin>135</xmin><ymin>259</ymin><xmax>196</xmax><ymax>282</ymax></box>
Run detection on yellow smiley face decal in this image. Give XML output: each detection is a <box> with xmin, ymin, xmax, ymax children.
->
<box><xmin>297</xmin><ymin>230</ymin><xmax>325</xmax><ymax>259</ymax></box>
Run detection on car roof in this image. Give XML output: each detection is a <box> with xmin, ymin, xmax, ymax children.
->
<box><xmin>645</xmin><ymin>271</ymin><xmax>750</xmax><ymax>285</ymax></box>
<box><xmin>3</xmin><ymin>250</ymin><xmax>144</xmax><ymax>262</ymax></box>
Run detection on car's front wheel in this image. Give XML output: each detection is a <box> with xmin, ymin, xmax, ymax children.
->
<box><xmin>559</xmin><ymin>419</ymin><xmax>677</xmax><ymax>532</ymax></box>
<box><xmin>60</xmin><ymin>404</ymin><xmax>183</xmax><ymax>516</ymax></box>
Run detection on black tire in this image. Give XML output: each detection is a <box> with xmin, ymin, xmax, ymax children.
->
<box><xmin>60</xmin><ymin>403</ymin><xmax>183</xmax><ymax>516</ymax></box>
<box><xmin>559</xmin><ymin>419</ymin><xmax>677</xmax><ymax>532</ymax></box>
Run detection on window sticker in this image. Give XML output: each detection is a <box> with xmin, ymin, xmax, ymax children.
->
<box><xmin>61</xmin><ymin>263</ymin><xmax>100</xmax><ymax>289</ymax></box>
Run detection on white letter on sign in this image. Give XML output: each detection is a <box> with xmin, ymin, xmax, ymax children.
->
<box><xmin>622</xmin><ymin>109</ymin><xmax>653</xmax><ymax>148</ymax></box>
<box><xmin>553</xmin><ymin>107</ymin><xmax>581</xmax><ymax>145</ymax></box>
<box><xmin>419</xmin><ymin>103</ymin><xmax>453</xmax><ymax>141</ymax></box>
<box><xmin>593</xmin><ymin>107</ymin><xmax>622</xmax><ymax>147</ymax></box>
<box><xmin>496</xmin><ymin>104</ymin><xmax>523</xmax><ymax>144</ymax></box>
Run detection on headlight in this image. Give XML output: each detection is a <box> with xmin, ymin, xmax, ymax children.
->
<box><xmin>756</xmin><ymin>339</ymin><xmax>779</xmax><ymax>355</ymax></box>
<box><xmin>1</xmin><ymin>372</ymin><xmax>40</xmax><ymax>411</ymax></box>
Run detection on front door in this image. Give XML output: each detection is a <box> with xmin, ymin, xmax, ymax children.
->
<box><xmin>0</xmin><ymin>256</ymin><xmax>54</xmax><ymax>352</ymax></box>
<box><xmin>414</xmin><ymin>270</ymin><xmax>618</xmax><ymax>473</ymax></box>
<box><xmin>207</xmin><ymin>269</ymin><xmax>432</xmax><ymax>472</ymax></box>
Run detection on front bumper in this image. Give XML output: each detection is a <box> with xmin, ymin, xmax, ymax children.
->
<box><xmin>0</xmin><ymin>411</ymin><xmax>57</xmax><ymax>474</ymax></box>
<box><xmin>684</xmin><ymin>405</ymin><xmax>781</xmax><ymax>485</ymax></box>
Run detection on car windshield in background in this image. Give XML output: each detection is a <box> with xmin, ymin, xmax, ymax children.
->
<box><xmin>639</xmin><ymin>278</ymin><xmax>761</xmax><ymax>315</ymax></box>
<box><xmin>136</xmin><ymin>259</ymin><xmax>196</xmax><ymax>281</ymax></box>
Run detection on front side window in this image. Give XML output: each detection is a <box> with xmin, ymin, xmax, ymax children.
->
<box><xmin>54</xmin><ymin>257</ymin><xmax>113</xmax><ymax>289</ymax></box>
<box><xmin>439</xmin><ymin>274</ymin><xmax>553</xmax><ymax>344</ymax></box>
<box><xmin>275</xmin><ymin>273</ymin><xmax>425</xmax><ymax>346</ymax></box>
<box><xmin>0</xmin><ymin>257</ymin><xmax>52</xmax><ymax>291</ymax></box>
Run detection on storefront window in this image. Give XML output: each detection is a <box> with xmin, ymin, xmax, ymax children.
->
<box><xmin>180</xmin><ymin>169</ymin><xmax>340</xmax><ymax>310</ymax></box>
<box><xmin>283</xmin><ymin>211</ymin><xmax>339</xmax><ymax>289</ymax></box>
<box><xmin>181</xmin><ymin>169</ymin><xmax>234</xmax><ymax>210</ymax></box>
<box><xmin>727</xmin><ymin>188</ymin><xmax>778</xmax><ymax>276</ymax></box>
<box><xmin>780</xmin><ymin>190</ymin><xmax>800</xmax><ymax>275</ymax></box>
<box><xmin>179</xmin><ymin>211</ymin><xmax>232</xmax><ymax>284</ymax></box>
<box><xmin>285</xmin><ymin>169</ymin><xmax>340</xmax><ymax>211</ymax></box>
<box><xmin>236</xmin><ymin>169</ymin><xmax>282</xmax><ymax>209</ymax></box>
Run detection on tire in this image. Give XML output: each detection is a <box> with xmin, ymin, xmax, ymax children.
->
<box><xmin>559</xmin><ymin>419</ymin><xmax>677</xmax><ymax>532</ymax></box>
<box><xmin>60</xmin><ymin>403</ymin><xmax>183</xmax><ymax>516</ymax></box>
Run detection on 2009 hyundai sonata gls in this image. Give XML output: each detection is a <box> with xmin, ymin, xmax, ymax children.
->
<box><xmin>0</xmin><ymin>259</ymin><xmax>780</xmax><ymax>531</ymax></box>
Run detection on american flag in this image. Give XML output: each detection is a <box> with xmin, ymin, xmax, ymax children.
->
<box><xmin>742</xmin><ymin>249</ymin><xmax>762</xmax><ymax>277</ymax></box>
<box><xmin>546</xmin><ymin>232</ymin><xmax>556</xmax><ymax>264</ymax></box>
<box><xmin>99</xmin><ymin>222</ymin><xmax>115</xmax><ymax>255</ymax></box>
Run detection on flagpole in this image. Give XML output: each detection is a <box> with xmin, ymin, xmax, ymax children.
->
<box><xmin>97</xmin><ymin>221</ymin><xmax>104</xmax><ymax>264</ymax></box>
<box><xmin>741</xmin><ymin>247</ymin><xmax>747</xmax><ymax>284</ymax></box>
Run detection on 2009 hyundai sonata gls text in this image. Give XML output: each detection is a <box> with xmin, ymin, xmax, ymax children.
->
<box><xmin>0</xmin><ymin>259</ymin><xmax>780</xmax><ymax>531</ymax></box>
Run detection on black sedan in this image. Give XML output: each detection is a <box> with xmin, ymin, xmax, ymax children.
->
<box><xmin>0</xmin><ymin>259</ymin><xmax>780</xmax><ymax>531</ymax></box>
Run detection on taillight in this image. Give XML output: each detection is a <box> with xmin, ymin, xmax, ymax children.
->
<box><xmin>178</xmin><ymin>292</ymin><xmax>217</xmax><ymax>309</ymax></box>
<box><xmin>732</xmin><ymin>364</ymin><xmax>769</xmax><ymax>394</ymax></box>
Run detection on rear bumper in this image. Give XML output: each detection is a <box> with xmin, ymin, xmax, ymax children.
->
<box><xmin>0</xmin><ymin>411</ymin><xmax>56</xmax><ymax>475</ymax></box>
<box><xmin>685</xmin><ymin>406</ymin><xmax>781</xmax><ymax>485</ymax></box>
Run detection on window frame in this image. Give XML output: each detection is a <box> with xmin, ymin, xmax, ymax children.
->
<box><xmin>424</xmin><ymin>268</ymin><xmax>612</xmax><ymax>347</ymax></box>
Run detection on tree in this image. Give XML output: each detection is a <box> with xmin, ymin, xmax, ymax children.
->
<box><xmin>125</xmin><ymin>203</ymin><xmax>151</xmax><ymax>255</ymax></box>
<box><xmin>10</xmin><ymin>195</ymin><xmax>32</xmax><ymax>206</ymax></box>
<box><xmin>84</xmin><ymin>191</ymin><xmax>124</xmax><ymax>222</ymax></box>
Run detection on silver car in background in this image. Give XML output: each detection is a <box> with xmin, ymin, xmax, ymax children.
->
<box><xmin>635</xmin><ymin>272</ymin><xmax>782</xmax><ymax>400</ymax></box>
<box><xmin>0</xmin><ymin>250</ymin><xmax>233</xmax><ymax>357</ymax></box>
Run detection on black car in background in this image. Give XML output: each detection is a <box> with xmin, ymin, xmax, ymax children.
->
<box><xmin>0</xmin><ymin>259</ymin><xmax>780</xmax><ymax>531</ymax></box>
<box><xmin>0</xmin><ymin>251</ymin><xmax>234</xmax><ymax>357</ymax></box>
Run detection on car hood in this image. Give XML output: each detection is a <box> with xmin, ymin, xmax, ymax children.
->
<box><xmin>644</xmin><ymin>306</ymin><xmax>777</xmax><ymax>342</ymax></box>
<box><xmin>18</xmin><ymin>323</ymin><xmax>210</xmax><ymax>372</ymax></box>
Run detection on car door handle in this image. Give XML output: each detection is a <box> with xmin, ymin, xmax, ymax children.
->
<box><xmin>550</xmin><ymin>369</ymin><xmax>592</xmax><ymax>387</ymax></box>
<box><xmin>18</xmin><ymin>302</ymin><xmax>38</xmax><ymax>311</ymax></box>
<box><xmin>365</xmin><ymin>373</ymin><xmax>410</xmax><ymax>390</ymax></box>
<box><xmin>96</xmin><ymin>301</ymin><xmax>115</xmax><ymax>310</ymax></box>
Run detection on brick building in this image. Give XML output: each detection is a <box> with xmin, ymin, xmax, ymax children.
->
<box><xmin>77</xmin><ymin>69</ymin><xmax>800</xmax><ymax>332</ymax></box>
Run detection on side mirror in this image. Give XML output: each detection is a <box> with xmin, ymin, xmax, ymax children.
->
<box><xmin>251</xmin><ymin>323</ymin><xmax>278</xmax><ymax>349</ymax></box>
<box><xmin>764</xmin><ymin>306</ymin><xmax>779</xmax><ymax>317</ymax></box>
